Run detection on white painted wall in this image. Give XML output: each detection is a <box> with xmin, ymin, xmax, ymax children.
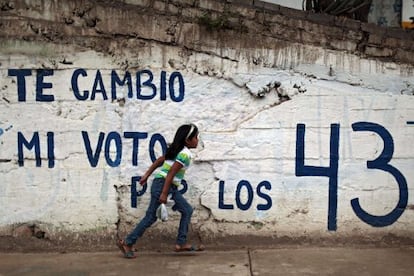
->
<box><xmin>402</xmin><ymin>0</ymin><xmax>414</xmax><ymax>28</ymax></box>
<box><xmin>261</xmin><ymin>0</ymin><xmax>303</xmax><ymax>10</ymax></box>
<box><xmin>0</xmin><ymin>40</ymin><xmax>413</xmax><ymax>240</ymax></box>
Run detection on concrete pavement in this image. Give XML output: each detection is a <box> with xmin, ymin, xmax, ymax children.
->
<box><xmin>0</xmin><ymin>246</ymin><xmax>414</xmax><ymax>276</ymax></box>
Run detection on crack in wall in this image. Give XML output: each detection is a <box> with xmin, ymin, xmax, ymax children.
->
<box><xmin>114</xmin><ymin>184</ymin><xmax>128</xmax><ymax>239</ymax></box>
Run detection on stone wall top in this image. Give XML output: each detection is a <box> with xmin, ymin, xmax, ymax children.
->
<box><xmin>0</xmin><ymin>0</ymin><xmax>413</xmax><ymax>65</ymax></box>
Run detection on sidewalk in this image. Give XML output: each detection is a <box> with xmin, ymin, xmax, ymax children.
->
<box><xmin>1</xmin><ymin>246</ymin><xmax>413</xmax><ymax>276</ymax></box>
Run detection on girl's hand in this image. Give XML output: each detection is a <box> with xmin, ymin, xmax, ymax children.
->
<box><xmin>159</xmin><ymin>192</ymin><xmax>168</xmax><ymax>204</ymax></box>
<box><xmin>139</xmin><ymin>175</ymin><xmax>148</xmax><ymax>186</ymax></box>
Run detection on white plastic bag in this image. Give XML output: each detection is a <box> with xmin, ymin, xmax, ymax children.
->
<box><xmin>156</xmin><ymin>203</ymin><xmax>168</xmax><ymax>222</ymax></box>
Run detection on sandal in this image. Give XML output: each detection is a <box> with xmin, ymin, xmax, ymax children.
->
<box><xmin>117</xmin><ymin>239</ymin><xmax>136</xmax><ymax>259</ymax></box>
<box><xmin>175</xmin><ymin>244</ymin><xmax>205</xmax><ymax>252</ymax></box>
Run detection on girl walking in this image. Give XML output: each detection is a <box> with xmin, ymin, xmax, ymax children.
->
<box><xmin>117</xmin><ymin>123</ymin><xmax>204</xmax><ymax>258</ymax></box>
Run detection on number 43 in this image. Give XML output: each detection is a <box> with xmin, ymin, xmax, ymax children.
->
<box><xmin>296</xmin><ymin>122</ymin><xmax>408</xmax><ymax>231</ymax></box>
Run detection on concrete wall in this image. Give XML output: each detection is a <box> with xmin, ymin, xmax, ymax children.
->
<box><xmin>368</xmin><ymin>0</ymin><xmax>402</xmax><ymax>27</ymax></box>
<box><xmin>0</xmin><ymin>0</ymin><xmax>413</xmax><ymax>250</ymax></box>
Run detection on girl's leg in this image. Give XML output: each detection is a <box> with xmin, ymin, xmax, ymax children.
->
<box><xmin>125</xmin><ymin>178</ymin><xmax>164</xmax><ymax>246</ymax></box>
<box><xmin>171</xmin><ymin>190</ymin><xmax>193</xmax><ymax>246</ymax></box>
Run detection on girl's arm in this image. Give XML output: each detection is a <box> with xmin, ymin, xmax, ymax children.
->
<box><xmin>139</xmin><ymin>156</ymin><xmax>165</xmax><ymax>186</ymax></box>
<box><xmin>159</xmin><ymin>161</ymin><xmax>183</xmax><ymax>204</ymax></box>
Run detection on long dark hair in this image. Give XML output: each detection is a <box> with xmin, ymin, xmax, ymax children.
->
<box><xmin>165</xmin><ymin>124</ymin><xmax>198</xmax><ymax>160</ymax></box>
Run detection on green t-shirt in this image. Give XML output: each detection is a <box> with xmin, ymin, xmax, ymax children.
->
<box><xmin>155</xmin><ymin>146</ymin><xmax>192</xmax><ymax>186</ymax></box>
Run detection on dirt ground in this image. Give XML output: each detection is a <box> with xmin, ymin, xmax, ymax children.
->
<box><xmin>1</xmin><ymin>247</ymin><xmax>414</xmax><ymax>276</ymax></box>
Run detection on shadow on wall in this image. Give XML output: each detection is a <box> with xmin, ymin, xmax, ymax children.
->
<box><xmin>303</xmin><ymin>0</ymin><xmax>373</xmax><ymax>22</ymax></box>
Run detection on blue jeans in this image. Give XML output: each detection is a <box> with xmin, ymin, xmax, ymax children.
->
<box><xmin>125</xmin><ymin>177</ymin><xmax>193</xmax><ymax>246</ymax></box>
